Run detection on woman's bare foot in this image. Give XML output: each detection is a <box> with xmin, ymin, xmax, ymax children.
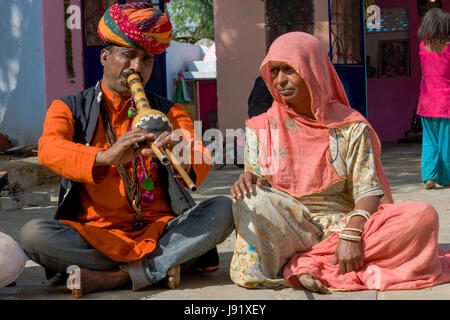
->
<box><xmin>67</xmin><ymin>265</ymin><xmax>130</xmax><ymax>298</ymax></box>
<box><xmin>425</xmin><ymin>180</ymin><xmax>436</xmax><ymax>190</ymax></box>
<box><xmin>297</xmin><ymin>274</ymin><xmax>328</xmax><ymax>294</ymax></box>
<box><xmin>166</xmin><ymin>265</ymin><xmax>181</xmax><ymax>289</ymax></box>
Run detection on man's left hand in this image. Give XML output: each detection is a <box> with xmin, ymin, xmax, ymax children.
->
<box><xmin>141</xmin><ymin>131</ymin><xmax>192</xmax><ymax>172</ymax></box>
<box><xmin>152</xmin><ymin>131</ymin><xmax>175</xmax><ymax>150</ymax></box>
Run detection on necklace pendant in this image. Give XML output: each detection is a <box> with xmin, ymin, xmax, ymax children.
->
<box><xmin>142</xmin><ymin>191</ymin><xmax>154</xmax><ymax>203</ymax></box>
<box><xmin>150</xmin><ymin>162</ymin><xmax>158</xmax><ymax>170</ymax></box>
<box><xmin>128</xmin><ymin>108</ymin><xmax>134</xmax><ymax>118</ymax></box>
<box><xmin>142</xmin><ymin>177</ymin><xmax>154</xmax><ymax>191</ymax></box>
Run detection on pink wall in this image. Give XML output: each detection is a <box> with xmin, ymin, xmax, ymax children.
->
<box><xmin>214</xmin><ymin>0</ymin><xmax>266</xmax><ymax>132</ymax></box>
<box><xmin>367</xmin><ymin>0</ymin><xmax>450</xmax><ymax>141</ymax></box>
<box><xmin>197</xmin><ymin>80</ymin><xmax>218</xmax><ymax>131</ymax></box>
<box><xmin>41</xmin><ymin>0</ymin><xmax>84</xmax><ymax>108</ymax></box>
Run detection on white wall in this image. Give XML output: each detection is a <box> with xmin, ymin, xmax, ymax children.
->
<box><xmin>165</xmin><ymin>40</ymin><xmax>206</xmax><ymax>101</ymax></box>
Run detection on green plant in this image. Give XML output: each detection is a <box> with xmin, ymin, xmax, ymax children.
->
<box><xmin>166</xmin><ymin>0</ymin><xmax>214</xmax><ymax>44</ymax></box>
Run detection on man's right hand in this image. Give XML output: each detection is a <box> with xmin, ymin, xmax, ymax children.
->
<box><xmin>230</xmin><ymin>172</ymin><xmax>268</xmax><ymax>199</ymax></box>
<box><xmin>94</xmin><ymin>128</ymin><xmax>155</xmax><ymax>166</ymax></box>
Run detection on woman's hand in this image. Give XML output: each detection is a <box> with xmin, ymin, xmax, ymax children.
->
<box><xmin>330</xmin><ymin>195</ymin><xmax>382</xmax><ymax>274</ymax></box>
<box><xmin>331</xmin><ymin>236</ymin><xmax>364</xmax><ymax>274</ymax></box>
<box><xmin>331</xmin><ymin>214</ymin><xmax>367</xmax><ymax>274</ymax></box>
<box><xmin>230</xmin><ymin>172</ymin><xmax>268</xmax><ymax>199</ymax></box>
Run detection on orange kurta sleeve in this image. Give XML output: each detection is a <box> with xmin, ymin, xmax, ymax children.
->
<box><xmin>166</xmin><ymin>103</ymin><xmax>212</xmax><ymax>187</ymax></box>
<box><xmin>39</xmin><ymin>94</ymin><xmax>208</xmax><ymax>263</ymax></box>
<box><xmin>38</xmin><ymin>100</ymin><xmax>103</xmax><ymax>183</ymax></box>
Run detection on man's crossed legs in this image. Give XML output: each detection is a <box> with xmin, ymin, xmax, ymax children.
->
<box><xmin>20</xmin><ymin>196</ymin><xmax>234</xmax><ymax>297</ymax></box>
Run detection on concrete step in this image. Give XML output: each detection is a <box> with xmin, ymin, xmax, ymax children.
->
<box><xmin>0</xmin><ymin>155</ymin><xmax>59</xmax><ymax>190</ymax></box>
<box><xmin>0</xmin><ymin>190</ymin><xmax>52</xmax><ymax>212</ymax></box>
<box><xmin>0</xmin><ymin>155</ymin><xmax>60</xmax><ymax>212</ymax></box>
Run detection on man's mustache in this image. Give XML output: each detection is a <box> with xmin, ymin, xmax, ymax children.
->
<box><xmin>121</xmin><ymin>69</ymin><xmax>142</xmax><ymax>80</ymax></box>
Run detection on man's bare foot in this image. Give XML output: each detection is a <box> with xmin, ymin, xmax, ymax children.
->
<box><xmin>67</xmin><ymin>265</ymin><xmax>130</xmax><ymax>298</ymax></box>
<box><xmin>297</xmin><ymin>274</ymin><xmax>328</xmax><ymax>294</ymax></box>
<box><xmin>166</xmin><ymin>265</ymin><xmax>181</xmax><ymax>289</ymax></box>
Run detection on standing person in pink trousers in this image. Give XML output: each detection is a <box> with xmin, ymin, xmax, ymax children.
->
<box><xmin>416</xmin><ymin>8</ymin><xmax>450</xmax><ymax>190</ymax></box>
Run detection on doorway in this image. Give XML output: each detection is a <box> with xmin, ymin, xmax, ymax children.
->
<box><xmin>264</xmin><ymin>0</ymin><xmax>368</xmax><ymax>117</ymax></box>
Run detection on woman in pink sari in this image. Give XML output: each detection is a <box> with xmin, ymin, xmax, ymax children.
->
<box><xmin>229</xmin><ymin>32</ymin><xmax>450</xmax><ymax>292</ymax></box>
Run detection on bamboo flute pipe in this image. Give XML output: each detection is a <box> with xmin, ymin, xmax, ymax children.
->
<box><xmin>125</xmin><ymin>71</ymin><xmax>197</xmax><ymax>191</ymax></box>
<box><xmin>126</xmin><ymin>72</ymin><xmax>170</xmax><ymax>165</ymax></box>
<box><xmin>165</xmin><ymin>148</ymin><xmax>197</xmax><ymax>192</ymax></box>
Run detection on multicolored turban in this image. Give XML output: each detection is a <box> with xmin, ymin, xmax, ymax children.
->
<box><xmin>98</xmin><ymin>2</ymin><xmax>172</xmax><ymax>55</ymax></box>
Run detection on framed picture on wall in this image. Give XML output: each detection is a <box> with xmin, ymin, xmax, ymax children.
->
<box><xmin>378</xmin><ymin>39</ymin><xmax>410</xmax><ymax>78</ymax></box>
<box><xmin>418</xmin><ymin>0</ymin><xmax>441</xmax><ymax>16</ymax></box>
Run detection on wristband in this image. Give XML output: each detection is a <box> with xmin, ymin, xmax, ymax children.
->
<box><xmin>338</xmin><ymin>233</ymin><xmax>361</xmax><ymax>242</ymax></box>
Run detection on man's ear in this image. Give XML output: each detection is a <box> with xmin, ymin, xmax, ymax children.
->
<box><xmin>100</xmin><ymin>49</ymin><xmax>109</xmax><ymax>66</ymax></box>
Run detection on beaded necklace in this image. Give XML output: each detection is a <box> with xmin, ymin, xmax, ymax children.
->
<box><xmin>128</xmin><ymin>99</ymin><xmax>156</xmax><ymax>203</ymax></box>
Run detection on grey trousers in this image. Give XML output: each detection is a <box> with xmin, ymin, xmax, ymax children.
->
<box><xmin>20</xmin><ymin>196</ymin><xmax>234</xmax><ymax>290</ymax></box>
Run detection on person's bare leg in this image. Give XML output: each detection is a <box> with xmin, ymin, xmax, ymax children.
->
<box><xmin>297</xmin><ymin>274</ymin><xmax>328</xmax><ymax>294</ymax></box>
<box><xmin>165</xmin><ymin>265</ymin><xmax>181</xmax><ymax>289</ymax></box>
<box><xmin>68</xmin><ymin>266</ymin><xmax>130</xmax><ymax>298</ymax></box>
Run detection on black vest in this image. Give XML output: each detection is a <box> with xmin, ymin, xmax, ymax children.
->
<box><xmin>54</xmin><ymin>82</ymin><xmax>196</xmax><ymax>221</ymax></box>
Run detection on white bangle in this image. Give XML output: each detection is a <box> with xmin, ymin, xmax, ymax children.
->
<box><xmin>338</xmin><ymin>233</ymin><xmax>361</xmax><ymax>242</ymax></box>
<box><xmin>348</xmin><ymin>209</ymin><xmax>371</xmax><ymax>222</ymax></box>
<box><xmin>341</xmin><ymin>227</ymin><xmax>363</xmax><ymax>233</ymax></box>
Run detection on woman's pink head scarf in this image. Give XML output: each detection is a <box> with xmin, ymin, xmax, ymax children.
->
<box><xmin>247</xmin><ymin>32</ymin><xmax>393</xmax><ymax>203</ymax></box>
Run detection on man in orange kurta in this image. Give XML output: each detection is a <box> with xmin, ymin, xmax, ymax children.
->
<box><xmin>20</xmin><ymin>2</ymin><xmax>234</xmax><ymax>298</ymax></box>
